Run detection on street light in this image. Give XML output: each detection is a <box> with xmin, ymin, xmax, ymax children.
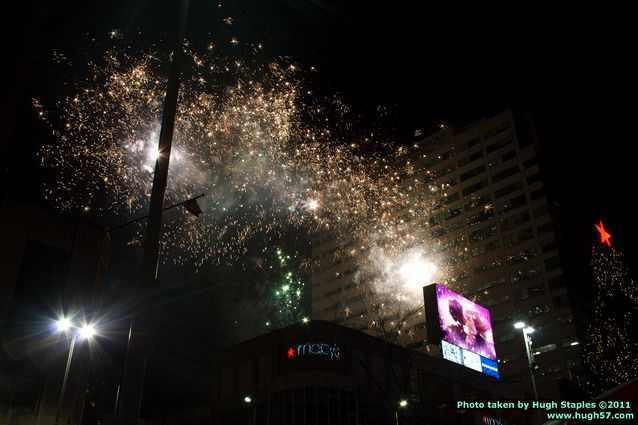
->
<box><xmin>395</xmin><ymin>399</ymin><xmax>408</xmax><ymax>425</ymax></box>
<box><xmin>79</xmin><ymin>324</ymin><xmax>96</xmax><ymax>339</ymax></box>
<box><xmin>54</xmin><ymin>319</ymin><xmax>96</xmax><ymax>425</ymax></box>
<box><xmin>244</xmin><ymin>395</ymin><xmax>256</xmax><ymax>425</ymax></box>
<box><xmin>514</xmin><ymin>322</ymin><xmax>539</xmax><ymax>400</ymax></box>
<box><xmin>56</xmin><ymin>318</ymin><xmax>71</xmax><ymax>332</ymax></box>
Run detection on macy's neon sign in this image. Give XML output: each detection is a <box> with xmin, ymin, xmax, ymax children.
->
<box><xmin>287</xmin><ymin>342</ymin><xmax>341</xmax><ymax>359</ymax></box>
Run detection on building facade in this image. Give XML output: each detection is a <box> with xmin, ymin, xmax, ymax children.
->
<box><xmin>310</xmin><ymin>110</ymin><xmax>584</xmax><ymax>399</ymax></box>
<box><xmin>0</xmin><ymin>201</ymin><xmax>110</xmax><ymax>425</ymax></box>
<box><xmin>211</xmin><ymin>320</ymin><xmax>528</xmax><ymax>425</ymax></box>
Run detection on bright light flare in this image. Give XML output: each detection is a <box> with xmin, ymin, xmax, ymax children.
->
<box><xmin>398</xmin><ymin>255</ymin><xmax>437</xmax><ymax>290</ymax></box>
<box><xmin>306</xmin><ymin>199</ymin><xmax>319</xmax><ymax>211</ymax></box>
<box><xmin>79</xmin><ymin>324</ymin><xmax>96</xmax><ymax>339</ymax></box>
<box><xmin>514</xmin><ymin>322</ymin><xmax>526</xmax><ymax>329</ymax></box>
<box><xmin>56</xmin><ymin>318</ymin><xmax>71</xmax><ymax>332</ymax></box>
<box><xmin>147</xmin><ymin>146</ymin><xmax>161</xmax><ymax>162</ymax></box>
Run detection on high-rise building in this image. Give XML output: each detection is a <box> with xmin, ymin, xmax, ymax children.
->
<box><xmin>310</xmin><ymin>110</ymin><xmax>585</xmax><ymax>399</ymax></box>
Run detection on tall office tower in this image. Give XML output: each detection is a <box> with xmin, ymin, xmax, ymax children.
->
<box><xmin>310</xmin><ymin>110</ymin><xmax>584</xmax><ymax>398</ymax></box>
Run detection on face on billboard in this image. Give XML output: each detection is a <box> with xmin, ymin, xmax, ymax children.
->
<box><xmin>436</xmin><ymin>284</ymin><xmax>497</xmax><ymax>361</ymax></box>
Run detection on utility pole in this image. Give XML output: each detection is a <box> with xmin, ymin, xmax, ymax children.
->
<box><xmin>142</xmin><ymin>0</ymin><xmax>190</xmax><ymax>285</ymax></box>
<box><xmin>117</xmin><ymin>1</ymin><xmax>190</xmax><ymax>423</ymax></box>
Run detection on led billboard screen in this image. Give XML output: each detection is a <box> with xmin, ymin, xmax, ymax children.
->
<box><xmin>424</xmin><ymin>284</ymin><xmax>499</xmax><ymax>378</ymax></box>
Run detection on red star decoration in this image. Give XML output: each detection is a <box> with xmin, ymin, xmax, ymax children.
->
<box><xmin>595</xmin><ymin>220</ymin><xmax>612</xmax><ymax>247</ymax></box>
<box><xmin>287</xmin><ymin>347</ymin><xmax>295</xmax><ymax>358</ymax></box>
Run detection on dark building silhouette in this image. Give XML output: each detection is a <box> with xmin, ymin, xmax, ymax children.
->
<box><xmin>0</xmin><ymin>200</ymin><xmax>110</xmax><ymax>425</ymax></box>
<box><xmin>210</xmin><ymin>320</ymin><xmax>529</xmax><ymax>425</ymax></box>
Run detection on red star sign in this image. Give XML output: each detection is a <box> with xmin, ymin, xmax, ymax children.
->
<box><xmin>287</xmin><ymin>347</ymin><xmax>295</xmax><ymax>358</ymax></box>
<box><xmin>595</xmin><ymin>220</ymin><xmax>612</xmax><ymax>247</ymax></box>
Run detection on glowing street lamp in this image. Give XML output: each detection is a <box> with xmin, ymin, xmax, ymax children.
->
<box><xmin>56</xmin><ymin>318</ymin><xmax>71</xmax><ymax>332</ymax></box>
<box><xmin>79</xmin><ymin>324</ymin><xmax>96</xmax><ymax>339</ymax></box>
<box><xmin>244</xmin><ymin>395</ymin><xmax>256</xmax><ymax>425</ymax></box>
<box><xmin>54</xmin><ymin>319</ymin><xmax>97</xmax><ymax>425</ymax></box>
<box><xmin>514</xmin><ymin>322</ymin><xmax>539</xmax><ymax>400</ymax></box>
<box><xmin>395</xmin><ymin>399</ymin><xmax>408</xmax><ymax>425</ymax></box>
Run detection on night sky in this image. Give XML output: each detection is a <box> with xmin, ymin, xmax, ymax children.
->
<box><xmin>2</xmin><ymin>0</ymin><xmax>637</xmax><ymax>415</ymax></box>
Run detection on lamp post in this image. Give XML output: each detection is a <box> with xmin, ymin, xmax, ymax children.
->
<box><xmin>244</xmin><ymin>395</ymin><xmax>256</xmax><ymax>425</ymax></box>
<box><xmin>514</xmin><ymin>322</ymin><xmax>539</xmax><ymax>400</ymax></box>
<box><xmin>395</xmin><ymin>399</ymin><xmax>408</xmax><ymax>425</ymax></box>
<box><xmin>54</xmin><ymin>320</ymin><xmax>96</xmax><ymax>425</ymax></box>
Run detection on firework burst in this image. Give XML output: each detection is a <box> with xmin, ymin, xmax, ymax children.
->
<box><xmin>36</xmin><ymin>36</ymin><xmax>470</xmax><ymax>325</ymax></box>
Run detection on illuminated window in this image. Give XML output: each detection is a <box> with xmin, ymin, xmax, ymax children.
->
<box><xmin>562</xmin><ymin>338</ymin><xmax>580</xmax><ymax>348</ymax></box>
